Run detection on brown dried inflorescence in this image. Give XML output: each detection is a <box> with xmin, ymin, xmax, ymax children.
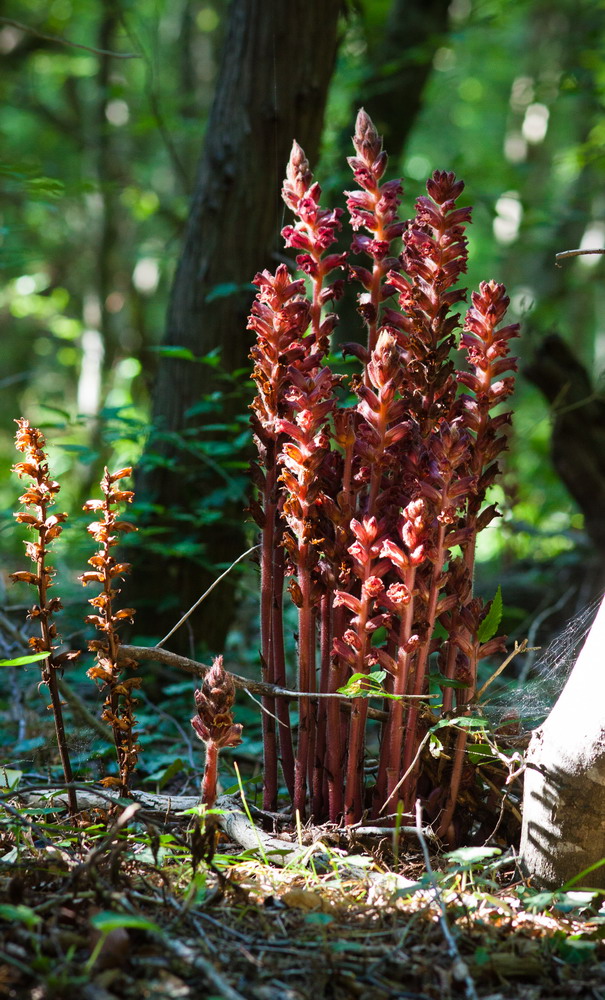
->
<box><xmin>81</xmin><ymin>467</ymin><xmax>139</xmax><ymax>795</ymax></box>
<box><xmin>10</xmin><ymin>419</ymin><xmax>78</xmax><ymax>814</ymax></box>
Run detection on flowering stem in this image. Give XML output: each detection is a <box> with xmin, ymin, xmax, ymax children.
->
<box><xmin>11</xmin><ymin>420</ymin><xmax>77</xmax><ymax>816</ymax></box>
<box><xmin>312</xmin><ymin>591</ymin><xmax>332</xmax><ymax>819</ymax></box>
<box><xmin>259</xmin><ymin>453</ymin><xmax>279</xmax><ymax>810</ymax></box>
<box><xmin>271</xmin><ymin>544</ymin><xmax>295</xmax><ymax>799</ymax></box>
<box><xmin>385</xmin><ymin>567</ymin><xmax>417</xmax><ymax>808</ymax></box>
<box><xmin>202</xmin><ymin>741</ymin><xmax>220</xmax><ymax>809</ymax></box>
<box><xmin>293</xmin><ymin>553</ymin><xmax>316</xmax><ymax>818</ymax></box>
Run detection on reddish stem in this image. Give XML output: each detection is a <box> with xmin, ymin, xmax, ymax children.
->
<box><xmin>32</xmin><ymin>492</ymin><xmax>76</xmax><ymax>815</ymax></box>
<box><xmin>271</xmin><ymin>544</ymin><xmax>295</xmax><ymax>799</ymax></box>
<box><xmin>293</xmin><ymin>550</ymin><xmax>316</xmax><ymax>818</ymax></box>
<box><xmin>343</xmin><ymin>578</ymin><xmax>374</xmax><ymax>826</ymax></box>
<box><xmin>312</xmin><ymin>592</ymin><xmax>332</xmax><ymax>819</ymax></box>
<box><xmin>260</xmin><ymin>455</ymin><xmax>279</xmax><ymax>810</ymax></box>
<box><xmin>202</xmin><ymin>741</ymin><xmax>220</xmax><ymax>808</ymax></box>
<box><xmin>384</xmin><ymin>568</ymin><xmax>416</xmax><ymax>811</ymax></box>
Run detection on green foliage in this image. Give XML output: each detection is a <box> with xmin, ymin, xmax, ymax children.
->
<box><xmin>477</xmin><ymin>585</ymin><xmax>503</xmax><ymax>643</ymax></box>
<box><xmin>1</xmin><ymin>0</ymin><xmax>601</xmax><ymax>610</ymax></box>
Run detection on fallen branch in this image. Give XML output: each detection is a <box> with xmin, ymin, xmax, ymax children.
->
<box><xmin>154</xmin><ymin>934</ymin><xmax>247</xmax><ymax>1000</ymax></box>
<box><xmin>20</xmin><ymin>784</ymin><xmax>318</xmax><ymax>867</ymax></box>
<box><xmin>120</xmin><ymin>643</ymin><xmax>391</xmax><ymax>722</ymax></box>
<box><xmin>414</xmin><ymin>800</ymin><xmax>479</xmax><ymax>1000</ymax></box>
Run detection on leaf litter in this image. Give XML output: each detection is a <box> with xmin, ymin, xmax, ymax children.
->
<box><xmin>1</xmin><ymin>786</ymin><xmax>604</xmax><ymax>1000</ymax></box>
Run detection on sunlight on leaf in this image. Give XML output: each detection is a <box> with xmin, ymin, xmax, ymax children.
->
<box><xmin>90</xmin><ymin>911</ymin><xmax>160</xmax><ymax>934</ymax></box>
<box><xmin>477</xmin><ymin>585</ymin><xmax>503</xmax><ymax>643</ymax></box>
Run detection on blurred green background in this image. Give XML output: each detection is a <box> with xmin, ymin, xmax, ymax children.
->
<box><xmin>1</xmin><ymin>0</ymin><xmax>604</xmax><ymax>651</ymax></box>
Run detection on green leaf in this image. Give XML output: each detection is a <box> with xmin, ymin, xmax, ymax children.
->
<box><xmin>0</xmin><ymin>769</ymin><xmax>22</xmax><ymax>790</ymax></box>
<box><xmin>205</xmin><ymin>281</ymin><xmax>255</xmax><ymax>303</ymax></box>
<box><xmin>432</xmin><ymin>714</ymin><xmax>487</xmax><ymax>732</ymax></box>
<box><xmin>143</xmin><ymin>757</ymin><xmax>185</xmax><ymax>790</ymax></box>
<box><xmin>553</xmin><ymin>891</ymin><xmax>599</xmax><ymax>913</ymax></box>
<box><xmin>0</xmin><ymin>653</ymin><xmax>50</xmax><ymax>666</ymax></box>
<box><xmin>304</xmin><ymin>912</ymin><xmax>333</xmax><ymax>926</ymax></box>
<box><xmin>555</xmin><ymin>937</ymin><xmax>597</xmax><ymax>964</ymax></box>
<box><xmin>153</xmin><ymin>346</ymin><xmax>197</xmax><ymax>361</ymax></box>
<box><xmin>477</xmin><ymin>585</ymin><xmax>503</xmax><ymax>643</ymax></box>
<box><xmin>429</xmin><ymin>671</ymin><xmax>468</xmax><ymax>689</ymax></box>
<box><xmin>89</xmin><ymin>911</ymin><xmax>160</xmax><ymax>934</ymax></box>
<box><xmin>0</xmin><ymin>904</ymin><xmax>41</xmax><ymax>928</ymax></box>
<box><xmin>523</xmin><ymin>890</ymin><xmax>556</xmax><ymax>912</ymax></box>
<box><xmin>337</xmin><ymin>670</ymin><xmax>386</xmax><ymax>698</ymax></box>
<box><xmin>445</xmin><ymin>846</ymin><xmax>501</xmax><ymax>866</ymax></box>
<box><xmin>473</xmin><ymin>946</ymin><xmax>491</xmax><ymax>967</ymax></box>
<box><xmin>466</xmin><ymin>742</ymin><xmax>495</xmax><ymax>765</ymax></box>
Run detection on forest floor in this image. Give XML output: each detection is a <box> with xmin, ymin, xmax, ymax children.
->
<box><xmin>1</xmin><ymin>787</ymin><xmax>604</xmax><ymax>1000</ymax></box>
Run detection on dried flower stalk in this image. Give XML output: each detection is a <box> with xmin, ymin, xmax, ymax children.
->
<box><xmin>10</xmin><ymin>419</ymin><xmax>78</xmax><ymax>815</ymax></box>
<box><xmin>81</xmin><ymin>468</ymin><xmax>139</xmax><ymax>795</ymax></box>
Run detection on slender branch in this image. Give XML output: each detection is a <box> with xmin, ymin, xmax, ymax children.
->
<box><xmin>475</xmin><ymin>638</ymin><xmax>531</xmax><ymax>701</ymax></box>
<box><xmin>555</xmin><ymin>247</ymin><xmax>605</xmax><ymax>263</ymax></box>
<box><xmin>119</xmin><ymin>643</ymin><xmax>409</xmax><ymax>721</ymax></box>
<box><xmin>0</xmin><ymin>17</ymin><xmax>140</xmax><ymax>58</ymax></box>
<box><xmin>154</xmin><ymin>935</ymin><xmax>248</xmax><ymax>1000</ymax></box>
<box><xmin>157</xmin><ymin>545</ymin><xmax>259</xmax><ymax>648</ymax></box>
<box><xmin>414</xmin><ymin>800</ymin><xmax>479</xmax><ymax>1000</ymax></box>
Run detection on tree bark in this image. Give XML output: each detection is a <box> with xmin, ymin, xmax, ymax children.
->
<box><xmin>131</xmin><ymin>0</ymin><xmax>342</xmax><ymax>651</ymax></box>
<box><xmin>520</xmin><ymin>594</ymin><xmax>605</xmax><ymax>888</ymax></box>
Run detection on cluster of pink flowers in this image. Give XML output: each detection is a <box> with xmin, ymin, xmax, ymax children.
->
<box><xmin>248</xmin><ymin>110</ymin><xmax>519</xmax><ymax>833</ymax></box>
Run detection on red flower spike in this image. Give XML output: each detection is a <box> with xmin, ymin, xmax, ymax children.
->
<box><xmin>244</xmin><ymin>110</ymin><xmax>520</xmax><ymax>834</ymax></box>
<box><xmin>191</xmin><ymin>656</ymin><xmax>243</xmax><ymax>810</ymax></box>
<box><xmin>346</xmin><ymin>110</ymin><xmax>404</xmax><ymax>360</ymax></box>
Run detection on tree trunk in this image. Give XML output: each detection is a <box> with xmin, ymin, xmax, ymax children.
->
<box><xmin>524</xmin><ymin>334</ymin><xmax>605</xmax><ymax>562</ymax></box>
<box><xmin>360</xmin><ymin>0</ymin><xmax>450</xmax><ymax>153</ymax></box>
<box><xmin>520</xmin><ymin>594</ymin><xmax>605</xmax><ymax>888</ymax></box>
<box><xmin>131</xmin><ymin>0</ymin><xmax>342</xmax><ymax>651</ymax></box>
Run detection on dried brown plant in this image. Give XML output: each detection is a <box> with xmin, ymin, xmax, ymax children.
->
<box><xmin>81</xmin><ymin>468</ymin><xmax>139</xmax><ymax>795</ymax></box>
<box><xmin>10</xmin><ymin>419</ymin><xmax>79</xmax><ymax>815</ymax></box>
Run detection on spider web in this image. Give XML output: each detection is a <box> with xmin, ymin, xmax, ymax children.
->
<box><xmin>482</xmin><ymin>596</ymin><xmax>601</xmax><ymax>732</ymax></box>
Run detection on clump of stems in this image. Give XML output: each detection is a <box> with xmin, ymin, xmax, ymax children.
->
<box><xmin>248</xmin><ymin>109</ymin><xmax>519</xmax><ymax>834</ymax></box>
<box><xmin>10</xmin><ymin>419</ymin><xmax>78</xmax><ymax>815</ymax></box>
<box><xmin>81</xmin><ymin>468</ymin><xmax>139</xmax><ymax>795</ymax></box>
<box><xmin>191</xmin><ymin>655</ymin><xmax>243</xmax><ymax>807</ymax></box>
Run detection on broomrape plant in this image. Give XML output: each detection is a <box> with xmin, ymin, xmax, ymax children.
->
<box><xmin>249</xmin><ymin>109</ymin><xmax>518</xmax><ymax>831</ymax></box>
<box><xmin>7</xmin><ymin>110</ymin><xmax>517</xmax><ymax>843</ymax></box>
<box><xmin>81</xmin><ymin>468</ymin><xmax>140</xmax><ymax>795</ymax></box>
<box><xmin>10</xmin><ymin>419</ymin><xmax>79</xmax><ymax>815</ymax></box>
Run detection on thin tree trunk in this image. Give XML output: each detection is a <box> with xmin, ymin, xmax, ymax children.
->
<box><xmin>360</xmin><ymin>0</ymin><xmax>450</xmax><ymax>153</ymax></box>
<box><xmin>132</xmin><ymin>0</ymin><xmax>342</xmax><ymax>652</ymax></box>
